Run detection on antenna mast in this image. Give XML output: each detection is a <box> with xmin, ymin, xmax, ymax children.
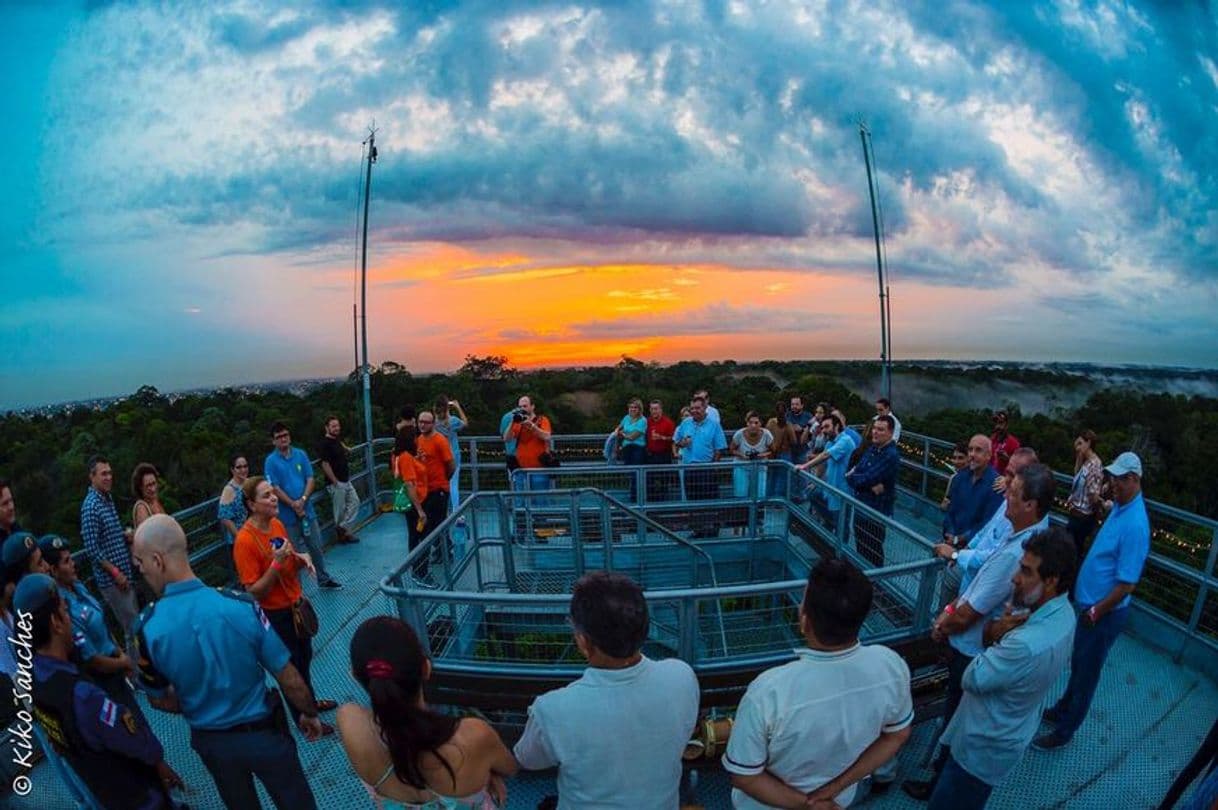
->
<box><xmin>358</xmin><ymin>127</ymin><xmax>378</xmax><ymax>496</ymax></box>
<box><xmin>859</xmin><ymin>121</ymin><xmax>893</xmax><ymax>402</ymax></box>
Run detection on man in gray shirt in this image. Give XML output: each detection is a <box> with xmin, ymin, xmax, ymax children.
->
<box><xmin>514</xmin><ymin>572</ymin><xmax>699</xmax><ymax>809</ymax></box>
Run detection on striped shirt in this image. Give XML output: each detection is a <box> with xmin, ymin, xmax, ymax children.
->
<box><xmin>80</xmin><ymin>488</ymin><xmax>131</xmax><ymax>589</ymax></box>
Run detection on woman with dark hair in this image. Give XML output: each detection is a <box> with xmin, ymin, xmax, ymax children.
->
<box><xmin>234</xmin><ymin>476</ymin><xmax>336</xmax><ymax>734</ymax></box>
<box><xmin>131</xmin><ymin>462</ymin><xmax>166</xmax><ymax>530</ymax></box>
<box><xmin>394</xmin><ymin>429</ymin><xmax>430</xmax><ymax>577</ymax></box>
<box><xmin>766</xmin><ymin>400</ymin><xmax>798</xmax><ymax>497</ymax></box>
<box><xmin>337</xmin><ymin>616</ymin><xmax>516</xmax><ymax>809</ymax></box>
<box><xmin>1065</xmin><ymin>430</ymin><xmax>1104</xmax><ymax>556</ymax></box>
<box><xmin>217</xmin><ymin>453</ymin><xmax>250</xmax><ymax>584</ymax></box>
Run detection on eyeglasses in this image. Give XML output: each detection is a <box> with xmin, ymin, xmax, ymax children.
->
<box><xmin>418</xmin><ymin>419</ymin><xmax>435</xmax><ymax>424</ymax></box>
<box><xmin>273</xmin><ymin>433</ymin><xmax>290</xmax><ymax>440</ymax></box>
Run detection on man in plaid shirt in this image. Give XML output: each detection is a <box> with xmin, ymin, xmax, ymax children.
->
<box><xmin>80</xmin><ymin>455</ymin><xmax>138</xmax><ymax>652</ymax></box>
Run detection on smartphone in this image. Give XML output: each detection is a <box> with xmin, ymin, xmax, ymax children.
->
<box><xmin>271</xmin><ymin>537</ymin><xmax>286</xmax><ymax>551</ymax></box>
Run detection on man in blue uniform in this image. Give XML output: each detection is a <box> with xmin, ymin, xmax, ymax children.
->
<box><xmin>14</xmin><ymin>573</ymin><xmax>184</xmax><ymax>809</ymax></box>
<box><xmin>131</xmin><ymin>514</ymin><xmax>323</xmax><ymax>809</ymax></box>
<box><xmin>40</xmin><ymin>534</ymin><xmax>142</xmax><ymax>710</ymax></box>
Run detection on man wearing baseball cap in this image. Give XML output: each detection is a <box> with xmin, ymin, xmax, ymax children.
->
<box><xmin>1035</xmin><ymin>451</ymin><xmax>1150</xmax><ymax>750</ymax></box>
<box><xmin>13</xmin><ymin>573</ymin><xmax>184</xmax><ymax>809</ymax></box>
<box><xmin>2</xmin><ymin>530</ymin><xmax>49</xmax><ymax>585</ymax></box>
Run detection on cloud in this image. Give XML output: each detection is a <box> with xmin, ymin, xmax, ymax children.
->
<box><xmin>564</xmin><ymin>302</ymin><xmax>840</xmax><ymax>341</ymax></box>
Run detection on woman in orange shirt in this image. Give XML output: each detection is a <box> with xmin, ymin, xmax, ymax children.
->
<box><xmin>394</xmin><ymin>430</ymin><xmax>430</xmax><ymax>578</ymax></box>
<box><xmin>235</xmin><ymin>476</ymin><xmax>336</xmax><ymax>732</ymax></box>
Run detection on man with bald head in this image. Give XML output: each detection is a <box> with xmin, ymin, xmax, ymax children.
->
<box><xmin>942</xmin><ymin>436</ymin><xmax>1003</xmax><ymax>548</ymax></box>
<box><xmin>132</xmin><ymin>515</ymin><xmax>322</xmax><ymax>809</ymax></box>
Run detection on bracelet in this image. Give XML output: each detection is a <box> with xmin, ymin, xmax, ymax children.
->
<box><xmin>943</xmin><ymin>603</ymin><xmax>956</xmax><ymax>615</ymax></box>
<box><xmin>271</xmin><ymin>561</ymin><xmax>285</xmax><ymax>571</ymax></box>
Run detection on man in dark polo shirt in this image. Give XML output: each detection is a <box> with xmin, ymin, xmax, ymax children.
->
<box><xmin>317</xmin><ymin>416</ymin><xmax>359</xmax><ymax>544</ymax></box>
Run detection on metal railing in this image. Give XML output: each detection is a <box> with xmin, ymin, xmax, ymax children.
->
<box><xmin>892</xmin><ymin>430</ymin><xmax>1218</xmax><ymax>659</ymax></box>
<box><xmin>407</xmin><ymin>430</ymin><xmax>1216</xmax><ymax>663</ymax></box>
<box><xmin>70</xmin><ymin>442</ymin><xmax>382</xmax><ymax>585</ymax></box>
<box><xmin>381</xmin><ymin>481</ymin><xmax>943</xmax><ymax>677</ymax></box>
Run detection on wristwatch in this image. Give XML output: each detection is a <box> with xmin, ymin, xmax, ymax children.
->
<box><xmin>950</xmin><ymin>550</ymin><xmax>959</xmax><ymax>562</ymax></box>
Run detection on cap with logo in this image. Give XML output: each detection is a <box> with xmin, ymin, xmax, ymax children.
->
<box><xmin>37</xmin><ymin>534</ymin><xmax>71</xmax><ymax>562</ymax></box>
<box><xmin>2</xmin><ymin>531</ymin><xmax>38</xmax><ymax>569</ymax></box>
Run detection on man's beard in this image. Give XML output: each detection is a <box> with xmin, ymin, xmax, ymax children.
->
<box><xmin>1016</xmin><ymin>583</ymin><xmax>1044</xmax><ymax>608</ymax></box>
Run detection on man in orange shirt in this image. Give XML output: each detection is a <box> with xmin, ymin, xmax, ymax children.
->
<box><xmin>415</xmin><ymin>411</ymin><xmax>456</xmax><ymax>558</ymax></box>
<box><xmin>503</xmin><ymin>395</ymin><xmax>553</xmax><ymax>490</ymax></box>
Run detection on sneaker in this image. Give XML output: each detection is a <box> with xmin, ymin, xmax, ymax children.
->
<box><xmin>901</xmin><ymin>779</ymin><xmax>936</xmax><ymax>801</ymax></box>
<box><xmin>1042</xmin><ymin>707</ymin><xmax>1062</xmax><ymax>724</ymax></box>
<box><xmin>1032</xmin><ymin>732</ymin><xmax>1071</xmax><ymax>750</ymax></box>
<box><xmin>319</xmin><ymin>579</ymin><xmax>343</xmax><ymax>590</ymax></box>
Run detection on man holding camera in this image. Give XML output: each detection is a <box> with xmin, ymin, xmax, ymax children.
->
<box><xmin>503</xmin><ymin>395</ymin><xmax>553</xmax><ymax>489</ymax></box>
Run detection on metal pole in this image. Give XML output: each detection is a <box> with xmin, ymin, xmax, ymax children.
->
<box><xmin>859</xmin><ymin>123</ymin><xmax>891</xmax><ymax>402</ymax></box>
<box><xmin>359</xmin><ymin>130</ymin><xmax>377</xmax><ymax>502</ymax></box>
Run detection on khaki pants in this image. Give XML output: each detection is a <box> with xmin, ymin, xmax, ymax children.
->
<box><xmin>329</xmin><ymin>481</ymin><xmax>360</xmax><ymax>531</ymax></box>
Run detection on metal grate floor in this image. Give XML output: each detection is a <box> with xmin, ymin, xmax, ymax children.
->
<box><xmin>8</xmin><ymin>510</ymin><xmax>1217</xmax><ymax>809</ymax></box>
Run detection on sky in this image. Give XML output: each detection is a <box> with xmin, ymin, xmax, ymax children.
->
<box><xmin>3</xmin><ymin>1</ymin><xmax>1217</xmax><ymax>409</ymax></box>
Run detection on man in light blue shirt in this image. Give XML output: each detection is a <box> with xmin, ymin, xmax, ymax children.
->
<box><xmin>514</xmin><ymin>572</ymin><xmax>699</xmax><ymax>809</ymax></box>
<box><xmin>904</xmin><ymin>462</ymin><xmax>1055</xmax><ymax>802</ymax></box>
<box><xmin>933</xmin><ymin>447</ymin><xmax>1038</xmax><ymax>595</ymax></box>
<box><xmin>264</xmin><ymin>421</ymin><xmax>340</xmax><ymax>589</ymax></box>
<box><xmin>673</xmin><ymin>396</ymin><xmax>728</xmax><ymax>536</ymax></box>
<box><xmin>434</xmin><ymin>397</ymin><xmax>468</xmax><ymax>512</ymax></box>
<box><xmin>928</xmin><ymin>528</ymin><xmax>1078</xmax><ymax>809</ymax></box>
<box><xmin>797</xmin><ymin>413</ymin><xmax>856</xmax><ymax>526</ymax></box>
<box><xmin>1036</xmin><ymin>451</ymin><xmax>1151</xmax><ymax>750</ymax></box>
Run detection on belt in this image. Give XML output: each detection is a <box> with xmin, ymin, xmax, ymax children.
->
<box><xmin>199</xmin><ymin>713</ymin><xmax>277</xmax><ymax>735</ymax></box>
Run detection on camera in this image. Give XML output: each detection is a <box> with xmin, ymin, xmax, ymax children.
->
<box><xmin>512</xmin><ymin>408</ymin><xmax>528</xmax><ymax>423</ymax></box>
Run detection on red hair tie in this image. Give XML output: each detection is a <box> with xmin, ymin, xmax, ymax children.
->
<box><xmin>365</xmin><ymin>659</ymin><xmax>394</xmax><ymax>679</ymax></box>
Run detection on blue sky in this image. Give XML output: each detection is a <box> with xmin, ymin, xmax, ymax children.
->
<box><xmin>3</xmin><ymin>1</ymin><xmax>1216</xmax><ymax>409</ymax></box>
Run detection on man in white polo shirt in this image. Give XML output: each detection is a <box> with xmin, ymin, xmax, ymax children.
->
<box><xmin>724</xmin><ymin>558</ymin><xmax>913</xmax><ymax>808</ymax></box>
<box><xmin>514</xmin><ymin>571</ymin><xmax>699</xmax><ymax>809</ymax></box>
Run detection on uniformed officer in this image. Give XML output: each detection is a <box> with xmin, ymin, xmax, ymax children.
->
<box><xmin>40</xmin><ymin>534</ymin><xmax>143</xmax><ymax>707</ymax></box>
<box><xmin>14</xmin><ymin>573</ymin><xmax>185</xmax><ymax>809</ymax></box>
<box><xmin>2</xmin><ymin>529</ymin><xmax>49</xmax><ymax>584</ymax></box>
<box><xmin>131</xmin><ymin>514</ymin><xmax>323</xmax><ymax>809</ymax></box>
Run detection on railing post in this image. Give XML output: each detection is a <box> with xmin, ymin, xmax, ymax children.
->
<box><xmin>573</xmin><ymin>493</ymin><xmax>588</xmax><ymax>577</ymax></box>
<box><xmin>678</xmin><ymin>598</ymin><xmax>695</xmax><ymax>662</ymax></box>
<box><xmin>498</xmin><ymin>494</ymin><xmax>517</xmax><ymax>589</ymax></box>
<box><xmin>747</xmin><ymin>462</ymin><xmax>759</xmax><ymax>538</ymax></box>
<box><xmin>913</xmin><ymin>564</ymin><xmax>941</xmax><ymax>634</ymax></box>
<box><xmin>1180</xmin><ymin>526</ymin><xmax>1218</xmax><ymax>660</ymax></box>
<box><xmin>470</xmin><ymin>439</ymin><xmax>480</xmax><ymax>494</ymax></box>
<box><xmin>921</xmin><ymin>437</ymin><xmax>931</xmax><ymax>498</ymax></box>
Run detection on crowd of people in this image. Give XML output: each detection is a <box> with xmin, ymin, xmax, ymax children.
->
<box><xmin>0</xmin><ymin>388</ymin><xmax>1210</xmax><ymax>810</ymax></box>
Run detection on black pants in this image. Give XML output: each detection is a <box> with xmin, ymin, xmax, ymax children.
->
<box><xmin>1066</xmin><ymin>513</ymin><xmax>1098</xmax><ymax>560</ymax></box>
<box><xmin>266</xmin><ymin>606</ymin><xmax>314</xmax><ymax>696</ymax></box>
<box><xmin>853</xmin><ymin>513</ymin><xmax>887</xmax><ymax>567</ymax></box>
<box><xmin>645</xmin><ymin>452</ymin><xmax>676</xmax><ymax>502</ymax></box>
<box><xmin>192</xmin><ymin>723</ymin><xmax>317</xmax><ymax>810</ymax></box>
<box><xmin>685</xmin><ymin>466</ymin><xmax>718</xmax><ymax>537</ymax></box>
<box><xmin>405</xmin><ymin>506</ymin><xmax>428</xmax><ymax>578</ymax></box>
<box><xmin>1159</xmin><ymin>716</ymin><xmax>1218</xmax><ymax>809</ymax></box>
<box><xmin>929</xmin><ymin>648</ymin><xmax>975</xmax><ymax>780</ymax></box>
<box><xmin>423</xmin><ymin>490</ymin><xmax>451</xmax><ymax>564</ymax></box>
<box><xmin>621</xmin><ymin>444</ymin><xmax>646</xmax><ymax>502</ymax></box>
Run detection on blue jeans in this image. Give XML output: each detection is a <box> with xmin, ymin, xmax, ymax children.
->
<box><xmin>285</xmin><ymin>517</ymin><xmax>333</xmax><ymax>584</ymax></box>
<box><xmin>1051</xmin><ymin>605</ymin><xmax>1129</xmax><ymax>740</ymax></box>
<box><xmin>191</xmin><ymin>724</ymin><xmax>317</xmax><ymax>809</ymax></box>
<box><xmin>927</xmin><ymin>753</ymin><xmax>993</xmax><ymax>809</ymax></box>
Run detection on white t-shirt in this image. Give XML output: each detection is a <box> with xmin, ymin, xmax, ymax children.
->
<box><xmin>514</xmin><ymin>656</ymin><xmax>699</xmax><ymax>810</ymax></box>
<box><xmin>724</xmin><ymin>644</ymin><xmax>913</xmax><ymax>808</ymax></box>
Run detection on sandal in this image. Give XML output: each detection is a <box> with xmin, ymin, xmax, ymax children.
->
<box><xmin>315</xmin><ymin>699</ymin><xmax>338</xmax><ymax>712</ymax></box>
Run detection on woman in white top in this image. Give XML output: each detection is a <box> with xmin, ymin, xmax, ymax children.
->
<box><xmin>731</xmin><ymin>411</ymin><xmax>774</xmax><ymax>497</ymax></box>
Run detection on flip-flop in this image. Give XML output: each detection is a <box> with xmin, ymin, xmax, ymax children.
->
<box><xmin>316</xmin><ymin>699</ymin><xmax>338</xmax><ymax>712</ymax></box>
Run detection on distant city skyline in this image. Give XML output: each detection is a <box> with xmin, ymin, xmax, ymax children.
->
<box><xmin>4</xmin><ymin>2</ymin><xmax>1216</xmax><ymax>410</ymax></box>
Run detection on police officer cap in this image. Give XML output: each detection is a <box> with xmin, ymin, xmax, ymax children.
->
<box><xmin>2</xmin><ymin>531</ymin><xmax>39</xmax><ymax>568</ymax></box>
<box><xmin>38</xmin><ymin>534</ymin><xmax>71</xmax><ymax>561</ymax></box>
<box><xmin>12</xmin><ymin>573</ymin><xmax>59</xmax><ymax>614</ymax></box>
